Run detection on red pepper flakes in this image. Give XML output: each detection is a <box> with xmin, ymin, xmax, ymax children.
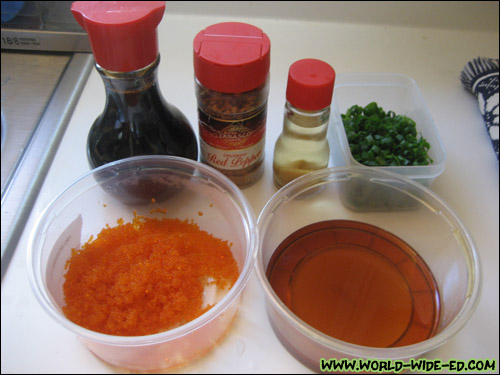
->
<box><xmin>62</xmin><ymin>213</ymin><xmax>239</xmax><ymax>336</ymax></box>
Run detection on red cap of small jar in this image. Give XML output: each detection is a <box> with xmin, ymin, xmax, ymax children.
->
<box><xmin>193</xmin><ymin>22</ymin><xmax>271</xmax><ymax>93</ymax></box>
<box><xmin>286</xmin><ymin>59</ymin><xmax>336</xmax><ymax>111</ymax></box>
<box><xmin>71</xmin><ymin>1</ymin><xmax>165</xmax><ymax>72</ymax></box>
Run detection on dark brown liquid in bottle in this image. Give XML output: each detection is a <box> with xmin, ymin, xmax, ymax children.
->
<box><xmin>266</xmin><ymin>220</ymin><xmax>440</xmax><ymax>348</ymax></box>
<box><xmin>88</xmin><ymin>85</ymin><xmax>198</xmax><ymax>169</ymax></box>
<box><xmin>87</xmin><ymin>60</ymin><xmax>198</xmax><ymax>205</ymax></box>
<box><xmin>87</xmin><ymin>57</ymin><xmax>198</xmax><ymax>170</ymax></box>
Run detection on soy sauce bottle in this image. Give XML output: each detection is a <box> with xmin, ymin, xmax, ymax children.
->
<box><xmin>72</xmin><ymin>1</ymin><xmax>198</xmax><ymax>170</ymax></box>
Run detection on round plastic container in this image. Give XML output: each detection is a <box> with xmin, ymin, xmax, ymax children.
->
<box><xmin>256</xmin><ymin>166</ymin><xmax>481</xmax><ymax>372</ymax></box>
<box><xmin>27</xmin><ymin>156</ymin><xmax>257</xmax><ymax>371</ymax></box>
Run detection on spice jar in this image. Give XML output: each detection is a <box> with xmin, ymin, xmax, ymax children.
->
<box><xmin>72</xmin><ymin>1</ymin><xmax>198</xmax><ymax>170</ymax></box>
<box><xmin>193</xmin><ymin>22</ymin><xmax>271</xmax><ymax>188</ymax></box>
<box><xmin>273</xmin><ymin>59</ymin><xmax>335</xmax><ymax>188</ymax></box>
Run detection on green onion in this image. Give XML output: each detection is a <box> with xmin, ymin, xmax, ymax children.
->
<box><xmin>341</xmin><ymin>102</ymin><xmax>433</xmax><ymax>167</ymax></box>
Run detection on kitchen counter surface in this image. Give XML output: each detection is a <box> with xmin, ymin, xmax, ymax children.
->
<box><xmin>2</xmin><ymin>4</ymin><xmax>499</xmax><ymax>373</ymax></box>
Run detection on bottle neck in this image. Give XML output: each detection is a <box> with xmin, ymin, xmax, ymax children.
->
<box><xmin>96</xmin><ymin>55</ymin><xmax>161</xmax><ymax>94</ymax></box>
<box><xmin>285</xmin><ymin>101</ymin><xmax>330</xmax><ymax>128</ymax></box>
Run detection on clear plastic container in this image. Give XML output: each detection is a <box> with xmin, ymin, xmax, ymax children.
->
<box><xmin>256</xmin><ymin>167</ymin><xmax>481</xmax><ymax>372</ymax></box>
<box><xmin>27</xmin><ymin>156</ymin><xmax>257</xmax><ymax>371</ymax></box>
<box><xmin>329</xmin><ymin>73</ymin><xmax>446</xmax><ymax>186</ymax></box>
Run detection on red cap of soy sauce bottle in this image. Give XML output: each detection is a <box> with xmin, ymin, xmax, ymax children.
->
<box><xmin>71</xmin><ymin>1</ymin><xmax>165</xmax><ymax>72</ymax></box>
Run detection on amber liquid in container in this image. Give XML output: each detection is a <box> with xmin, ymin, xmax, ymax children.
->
<box><xmin>266</xmin><ymin>220</ymin><xmax>440</xmax><ymax>348</ymax></box>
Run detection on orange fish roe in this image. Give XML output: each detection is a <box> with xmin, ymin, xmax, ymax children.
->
<box><xmin>150</xmin><ymin>207</ymin><xmax>167</xmax><ymax>214</ymax></box>
<box><xmin>63</xmin><ymin>214</ymin><xmax>239</xmax><ymax>337</ymax></box>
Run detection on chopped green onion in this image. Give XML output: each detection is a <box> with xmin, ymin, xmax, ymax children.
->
<box><xmin>341</xmin><ymin>102</ymin><xmax>433</xmax><ymax>167</ymax></box>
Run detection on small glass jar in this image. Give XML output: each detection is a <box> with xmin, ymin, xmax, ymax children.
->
<box><xmin>194</xmin><ymin>22</ymin><xmax>271</xmax><ymax>188</ymax></box>
<box><xmin>273</xmin><ymin>102</ymin><xmax>331</xmax><ymax>188</ymax></box>
<box><xmin>195</xmin><ymin>78</ymin><xmax>269</xmax><ymax>188</ymax></box>
<box><xmin>273</xmin><ymin>59</ymin><xmax>336</xmax><ymax>188</ymax></box>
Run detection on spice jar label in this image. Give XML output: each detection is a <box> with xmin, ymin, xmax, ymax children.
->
<box><xmin>201</xmin><ymin>137</ymin><xmax>264</xmax><ymax>170</ymax></box>
<box><xmin>198</xmin><ymin>109</ymin><xmax>266</xmax><ymax>170</ymax></box>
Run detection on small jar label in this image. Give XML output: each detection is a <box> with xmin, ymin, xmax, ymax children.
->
<box><xmin>198</xmin><ymin>108</ymin><xmax>266</xmax><ymax>171</ymax></box>
<box><xmin>200</xmin><ymin>137</ymin><xmax>265</xmax><ymax>170</ymax></box>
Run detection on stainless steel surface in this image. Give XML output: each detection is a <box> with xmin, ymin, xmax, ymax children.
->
<box><xmin>1</xmin><ymin>51</ymin><xmax>93</xmax><ymax>278</ymax></box>
<box><xmin>1</xmin><ymin>28</ymin><xmax>91</xmax><ymax>52</ymax></box>
<box><xmin>1</xmin><ymin>1</ymin><xmax>91</xmax><ymax>52</ymax></box>
<box><xmin>1</xmin><ymin>51</ymin><xmax>70</xmax><ymax>191</ymax></box>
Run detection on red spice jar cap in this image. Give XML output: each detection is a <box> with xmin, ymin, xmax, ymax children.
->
<box><xmin>193</xmin><ymin>22</ymin><xmax>271</xmax><ymax>93</ymax></box>
<box><xmin>286</xmin><ymin>59</ymin><xmax>336</xmax><ymax>111</ymax></box>
<box><xmin>71</xmin><ymin>1</ymin><xmax>165</xmax><ymax>72</ymax></box>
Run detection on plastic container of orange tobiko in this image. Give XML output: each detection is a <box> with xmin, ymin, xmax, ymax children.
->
<box><xmin>27</xmin><ymin>156</ymin><xmax>257</xmax><ymax>371</ymax></box>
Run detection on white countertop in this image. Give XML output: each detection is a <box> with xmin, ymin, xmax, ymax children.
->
<box><xmin>2</xmin><ymin>3</ymin><xmax>499</xmax><ymax>373</ymax></box>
